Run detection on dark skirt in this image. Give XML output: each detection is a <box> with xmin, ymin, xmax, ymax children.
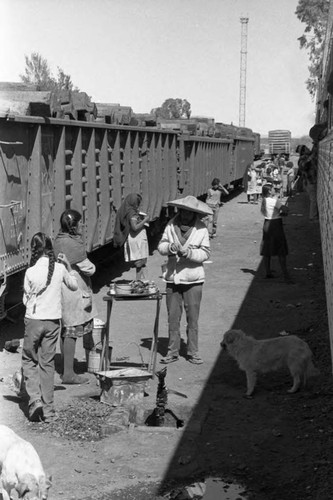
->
<box><xmin>260</xmin><ymin>218</ymin><xmax>288</xmax><ymax>257</ymax></box>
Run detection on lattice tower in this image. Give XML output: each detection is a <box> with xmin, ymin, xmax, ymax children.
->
<box><xmin>239</xmin><ymin>16</ymin><xmax>249</xmax><ymax>127</ymax></box>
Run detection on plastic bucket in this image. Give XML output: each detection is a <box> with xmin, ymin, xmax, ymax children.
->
<box><xmin>88</xmin><ymin>350</ymin><xmax>101</xmax><ymax>373</ymax></box>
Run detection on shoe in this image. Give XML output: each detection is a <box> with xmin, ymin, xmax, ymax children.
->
<box><xmin>187</xmin><ymin>354</ymin><xmax>203</xmax><ymax>365</ymax></box>
<box><xmin>61</xmin><ymin>374</ymin><xmax>90</xmax><ymax>385</ymax></box>
<box><xmin>160</xmin><ymin>355</ymin><xmax>179</xmax><ymax>364</ymax></box>
<box><xmin>265</xmin><ymin>273</ymin><xmax>275</xmax><ymax>279</ymax></box>
<box><xmin>29</xmin><ymin>399</ymin><xmax>43</xmax><ymax>422</ymax></box>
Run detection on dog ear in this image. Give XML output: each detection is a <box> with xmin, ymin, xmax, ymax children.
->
<box><xmin>16</xmin><ymin>473</ymin><xmax>35</xmax><ymax>497</ymax></box>
<box><xmin>223</xmin><ymin>331</ymin><xmax>234</xmax><ymax>344</ymax></box>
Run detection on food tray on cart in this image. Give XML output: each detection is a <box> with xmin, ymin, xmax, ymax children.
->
<box><xmin>109</xmin><ymin>280</ymin><xmax>159</xmax><ymax>297</ymax></box>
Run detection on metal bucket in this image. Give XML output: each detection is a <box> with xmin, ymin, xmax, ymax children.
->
<box><xmin>92</xmin><ymin>318</ymin><xmax>106</xmax><ymax>350</ymax></box>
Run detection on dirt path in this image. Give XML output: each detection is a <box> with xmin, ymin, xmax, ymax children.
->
<box><xmin>0</xmin><ymin>170</ymin><xmax>330</xmax><ymax>500</ymax></box>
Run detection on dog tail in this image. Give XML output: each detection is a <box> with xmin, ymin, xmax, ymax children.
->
<box><xmin>303</xmin><ymin>359</ymin><xmax>320</xmax><ymax>386</ymax></box>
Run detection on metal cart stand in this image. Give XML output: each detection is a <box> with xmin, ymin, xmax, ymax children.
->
<box><xmin>101</xmin><ymin>292</ymin><xmax>163</xmax><ymax>378</ymax></box>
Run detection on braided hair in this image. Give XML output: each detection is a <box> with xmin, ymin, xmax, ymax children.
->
<box><xmin>29</xmin><ymin>232</ymin><xmax>56</xmax><ymax>297</ymax></box>
<box><xmin>60</xmin><ymin>209</ymin><xmax>82</xmax><ymax>235</ymax></box>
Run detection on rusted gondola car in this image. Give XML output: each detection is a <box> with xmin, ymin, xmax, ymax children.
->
<box><xmin>0</xmin><ymin>111</ymin><xmax>258</xmax><ymax>315</ymax></box>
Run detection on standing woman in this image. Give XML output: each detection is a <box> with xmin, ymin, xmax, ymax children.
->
<box><xmin>113</xmin><ymin>193</ymin><xmax>150</xmax><ymax>280</ymax></box>
<box><xmin>158</xmin><ymin>196</ymin><xmax>211</xmax><ymax>365</ymax></box>
<box><xmin>260</xmin><ymin>184</ymin><xmax>293</xmax><ymax>283</ymax></box>
<box><xmin>243</xmin><ymin>164</ymin><xmax>258</xmax><ymax>203</ymax></box>
<box><xmin>22</xmin><ymin>233</ymin><xmax>78</xmax><ymax>422</ymax></box>
<box><xmin>255</xmin><ymin>165</ymin><xmax>263</xmax><ymax>201</ymax></box>
<box><xmin>54</xmin><ymin>209</ymin><xmax>97</xmax><ymax>384</ymax></box>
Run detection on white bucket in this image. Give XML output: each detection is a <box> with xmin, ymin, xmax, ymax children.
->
<box><xmin>88</xmin><ymin>350</ymin><xmax>101</xmax><ymax>373</ymax></box>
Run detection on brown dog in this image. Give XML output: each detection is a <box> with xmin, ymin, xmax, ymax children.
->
<box><xmin>221</xmin><ymin>329</ymin><xmax>319</xmax><ymax>397</ymax></box>
<box><xmin>0</xmin><ymin>425</ymin><xmax>52</xmax><ymax>500</ymax></box>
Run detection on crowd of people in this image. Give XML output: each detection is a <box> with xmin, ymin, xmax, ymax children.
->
<box><xmin>13</xmin><ymin>146</ymin><xmax>319</xmax><ymax>423</ymax></box>
<box><xmin>243</xmin><ymin>154</ymin><xmax>301</xmax><ymax>203</ymax></box>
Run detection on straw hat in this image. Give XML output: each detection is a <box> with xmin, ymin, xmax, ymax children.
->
<box><xmin>167</xmin><ymin>195</ymin><xmax>213</xmax><ymax>216</ymax></box>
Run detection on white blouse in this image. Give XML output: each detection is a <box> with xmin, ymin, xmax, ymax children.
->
<box><xmin>263</xmin><ymin>196</ymin><xmax>282</xmax><ymax>220</ymax></box>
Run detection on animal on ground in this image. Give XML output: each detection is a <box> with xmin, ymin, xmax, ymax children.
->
<box><xmin>220</xmin><ymin>329</ymin><xmax>319</xmax><ymax>397</ymax></box>
<box><xmin>0</xmin><ymin>425</ymin><xmax>52</xmax><ymax>500</ymax></box>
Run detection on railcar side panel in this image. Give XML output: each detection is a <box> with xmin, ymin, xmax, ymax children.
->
<box><xmin>232</xmin><ymin>136</ymin><xmax>255</xmax><ymax>183</ymax></box>
<box><xmin>139</xmin><ymin>131</ymin><xmax>150</xmax><ymax>214</ymax></box>
<box><xmin>0</xmin><ymin>123</ymin><xmax>30</xmax><ymax>278</ymax></box>
<box><xmin>178</xmin><ymin>137</ymin><xmax>234</xmax><ymax>197</ymax></box>
<box><xmin>97</xmin><ymin>129</ymin><xmax>113</xmax><ymax>246</ymax></box>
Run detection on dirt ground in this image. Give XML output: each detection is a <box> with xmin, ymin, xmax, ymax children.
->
<box><xmin>0</xmin><ymin>161</ymin><xmax>331</xmax><ymax>500</ymax></box>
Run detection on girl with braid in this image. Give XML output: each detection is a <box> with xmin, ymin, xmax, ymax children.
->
<box><xmin>54</xmin><ymin>209</ymin><xmax>97</xmax><ymax>384</ymax></box>
<box><xmin>22</xmin><ymin>233</ymin><xmax>78</xmax><ymax>422</ymax></box>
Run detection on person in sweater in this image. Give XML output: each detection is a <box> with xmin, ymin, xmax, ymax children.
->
<box><xmin>158</xmin><ymin>195</ymin><xmax>212</xmax><ymax>365</ymax></box>
<box><xmin>53</xmin><ymin>209</ymin><xmax>97</xmax><ymax>385</ymax></box>
<box><xmin>22</xmin><ymin>233</ymin><xmax>78</xmax><ymax>422</ymax></box>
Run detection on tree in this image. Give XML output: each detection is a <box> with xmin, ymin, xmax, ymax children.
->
<box><xmin>20</xmin><ymin>52</ymin><xmax>54</xmax><ymax>90</ymax></box>
<box><xmin>55</xmin><ymin>67</ymin><xmax>78</xmax><ymax>92</ymax></box>
<box><xmin>295</xmin><ymin>0</ymin><xmax>330</xmax><ymax>98</ymax></box>
<box><xmin>151</xmin><ymin>98</ymin><xmax>191</xmax><ymax>119</ymax></box>
<box><xmin>20</xmin><ymin>52</ymin><xmax>79</xmax><ymax>92</ymax></box>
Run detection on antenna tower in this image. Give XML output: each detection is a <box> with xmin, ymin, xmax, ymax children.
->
<box><xmin>239</xmin><ymin>16</ymin><xmax>249</xmax><ymax>127</ymax></box>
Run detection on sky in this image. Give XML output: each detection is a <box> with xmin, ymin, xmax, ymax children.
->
<box><xmin>0</xmin><ymin>0</ymin><xmax>316</xmax><ymax>137</ymax></box>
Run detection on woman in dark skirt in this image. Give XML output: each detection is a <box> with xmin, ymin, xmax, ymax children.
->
<box><xmin>260</xmin><ymin>184</ymin><xmax>293</xmax><ymax>283</ymax></box>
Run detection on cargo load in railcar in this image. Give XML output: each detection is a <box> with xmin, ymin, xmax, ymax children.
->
<box><xmin>268</xmin><ymin>129</ymin><xmax>291</xmax><ymax>159</ymax></box>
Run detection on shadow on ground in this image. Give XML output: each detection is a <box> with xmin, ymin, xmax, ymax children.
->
<box><xmin>158</xmin><ymin>192</ymin><xmax>331</xmax><ymax>500</ymax></box>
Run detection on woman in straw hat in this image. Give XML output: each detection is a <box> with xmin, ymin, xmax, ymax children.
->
<box><xmin>158</xmin><ymin>195</ymin><xmax>212</xmax><ymax>365</ymax></box>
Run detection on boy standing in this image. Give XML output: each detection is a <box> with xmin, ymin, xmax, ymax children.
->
<box><xmin>206</xmin><ymin>178</ymin><xmax>229</xmax><ymax>238</ymax></box>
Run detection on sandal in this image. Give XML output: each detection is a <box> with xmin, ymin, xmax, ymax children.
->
<box><xmin>160</xmin><ymin>355</ymin><xmax>179</xmax><ymax>364</ymax></box>
<box><xmin>187</xmin><ymin>354</ymin><xmax>203</xmax><ymax>365</ymax></box>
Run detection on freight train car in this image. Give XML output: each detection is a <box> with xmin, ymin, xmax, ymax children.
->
<box><xmin>268</xmin><ymin>129</ymin><xmax>291</xmax><ymax>159</ymax></box>
<box><xmin>0</xmin><ymin>111</ymin><xmax>257</xmax><ymax>316</ymax></box>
